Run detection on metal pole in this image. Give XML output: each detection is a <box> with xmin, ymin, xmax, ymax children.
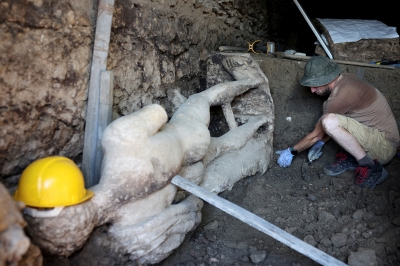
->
<box><xmin>293</xmin><ymin>0</ymin><xmax>334</xmax><ymax>59</ymax></box>
<box><xmin>171</xmin><ymin>175</ymin><xmax>347</xmax><ymax>266</ymax></box>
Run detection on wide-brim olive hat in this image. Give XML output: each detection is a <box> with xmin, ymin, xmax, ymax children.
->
<box><xmin>300</xmin><ymin>56</ymin><xmax>340</xmax><ymax>87</ymax></box>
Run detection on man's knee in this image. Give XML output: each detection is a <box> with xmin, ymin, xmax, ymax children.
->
<box><xmin>321</xmin><ymin>113</ymin><xmax>339</xmax><ymax>134</ymax></box>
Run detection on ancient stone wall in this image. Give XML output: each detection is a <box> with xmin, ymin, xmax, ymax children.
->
<box><xmin>0</xmin><ymin>0</ymin><xmax>267</xmax><ymax>187</ymax></box>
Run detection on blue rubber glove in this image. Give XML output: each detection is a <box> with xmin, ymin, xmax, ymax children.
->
<box><xmin>308</xmin><ymin>140</ymin><xmax>325</xmax><ymax>162</ymax></box>
<box><xmin>276</xmin><ymin>148</ymin><xmax>294</xmax><ymax>167</ymax></box>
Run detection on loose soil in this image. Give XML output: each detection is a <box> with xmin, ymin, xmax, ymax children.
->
<box><xmin>157</xmin><ymin>141</ymin><xmax>400</xmax><ymax>266</ymax></box>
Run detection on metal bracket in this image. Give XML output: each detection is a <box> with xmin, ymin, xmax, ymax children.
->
<box><xmin>247</xmin><ymin>40</ymin><xmax>261</xmax><ymax>54</ymax></box>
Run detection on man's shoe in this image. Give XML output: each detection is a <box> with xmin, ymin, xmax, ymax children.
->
<box><xmin>324</xmin><ymin>151</ymin><xmax>358</xmax><ymax>176</ymax></box>
<box><xmin>354</xmin><ymin>160</ymin><xmax>388</xmax><ymax>189</ymax></box>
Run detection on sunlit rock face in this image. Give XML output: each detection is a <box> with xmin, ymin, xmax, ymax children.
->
<box><xmin>22</xmin><ymin>53</ymin><xmax>274</xmax><ymax>265</ymax></box>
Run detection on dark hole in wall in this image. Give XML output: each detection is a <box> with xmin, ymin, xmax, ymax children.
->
<box><xmin>266</xmin><ymin>0</ymin><xmax>399</xmax><ymax>56</ymax></box>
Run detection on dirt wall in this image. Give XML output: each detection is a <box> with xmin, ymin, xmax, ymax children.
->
<box><xmin>0</xmin><ymin>0</ymin><xmax>97</xmax><ymax>183</ymax></box>
<box><xmin>0</xmin><ymin>0</ymin><xmax>267</xmax><ymax>188</ymax></box>
<box><xmin>108</xmin><ymin>0</ymin><xmax>268</xmax><ymax>120</ymax></box>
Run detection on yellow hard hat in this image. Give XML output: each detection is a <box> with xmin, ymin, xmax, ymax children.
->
<box><xmin>13</xmin><ymin>156</ymin><xmax>94</xmax><ymax>208</ymax></box>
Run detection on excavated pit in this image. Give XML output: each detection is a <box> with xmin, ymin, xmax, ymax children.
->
<box><xmin>41</xmin><ymin>54</ymin><xmax>400</xmax><ymax>266</ymax></box>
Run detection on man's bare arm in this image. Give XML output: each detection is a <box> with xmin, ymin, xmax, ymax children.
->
<box><xmin>292</xmin><ymin>119</ymin><xmax>329</xmax><ymax>152</ymax></box>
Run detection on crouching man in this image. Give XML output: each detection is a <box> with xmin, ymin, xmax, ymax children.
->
<box><xmin>277</xmin><ymin>56</ymin><xmax>399</xmax><ymax>188</ymax></box>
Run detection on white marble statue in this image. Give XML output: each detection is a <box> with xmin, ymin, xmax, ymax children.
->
<box><xmin>22</xmin><ymin>53</ymin><xmax>274</xmax><ymax>264</ymax></box>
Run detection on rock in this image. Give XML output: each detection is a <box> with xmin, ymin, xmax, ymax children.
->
<box><xmin>284</xmin><ymin>227</ymin><xmax>299</xmax><ymax>234</ymax></box>
<box><xmin>189</xmin><ymin>248</ymin><xmax>206</xmax><ymax>258</ymax></box>
<box><xmin>239</xmin><ymin>254</ymin><xmax>249</xmax><ymax>262</ymax></box>
<box><xmin>248</xmin><ymin>245</ymin><xmax>258</xmax><ymax>253</ymax></box>
<box><xmin>301</xmin><ymin>162</ymin><xmax>309</xmax><ymax>174</ymax></box>
<box><xmin>348</xmin><ymin>248</ymin><xmax>378</xmax><ymax>266</ymax></box>
<box><xmin>249</xmin><ymin>250</ymin><xmax>267</xmax><ymax>264</ymax></box>
<box><xmin>304</xmin><ymin>223</ymin><xmax>315</xmax><ymax>232</ymax></box>
<box><xmin>193</xmin><ymin>0</ymin><xmax>203</xmax><ymax>9</ymax></box>
<box><xmin>204</xmin><ymin>231</ymin><xmax>217</xmax><ymax>242</ymax></box>
<box><xmin>330</xmin><ymin>233</ymin><xmax>348</xmax><ymax>248</ymax></box>
<box><xmin>362</xmin><ymin>211</ymin><xmax>375</xmax><ymax>222</ymax></box>
<box><xmin>376</xmin><ymin>228</ymin><xmax>398</xmax><ymax>243</ymax></box>
<box><xmin>369</xmin><ymin>242</ymin><xmax>386</xmax><ymax>258</ymax></box>
<box><xmin>306</xmin><ymin>194</ymin><xmax>317</xmax><ymax>202</ymax></box>
<box><xmin>320</xmin><ymin>237</ymin><xmax>332</xmax><ymax>247</ymax></box>
<box><xmin>318</xmin><ymin>211</ymin><xmax>336</xmax><ymax>223</ymax></box>
<box><xmin>362</xmin><ymin>231</ymin><xmax>373</xmax><ymax>239</ymax></box>
<box><xmin>352</xmin><ymin>209</ymin><xmax>364</xmax><ymax>220</ymax></box>
<box><xmin>204</xmin><ymin>220</ymin><xmax>219</xmax><ymax>230</ymax></box>
<box><xmin>198</xmin><ymin>236</ymin><xmax>209</xmax><ymax>244</ymax></box>
<box><xmin>317</xmin><ymin>244</ymin><xmax>327</xmax><ymax>252</ymax></box>
<box><xmin>303</xmin><ymin>235</ymin><xmax>318</xmax><ymax>247</ymax></box>
<box><xmin>275</xmin><ymin>217</ymin><xmax>286</xmax><ymax>224</ymax></box>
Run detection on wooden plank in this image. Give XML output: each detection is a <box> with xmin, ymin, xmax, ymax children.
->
<box><xmin>82</xmin><ymin>0</ymin><xmax>115</xmax><ymax>187</ymax></box>
<box><xmin>283</xmin><ymin>54</ymin><xmax>395</xmax><ymax>70</ymax></box>
<box><xmin>171</xmin><ymin>175</ymin><xmax>347</xmax><ymax>266</ymax></box>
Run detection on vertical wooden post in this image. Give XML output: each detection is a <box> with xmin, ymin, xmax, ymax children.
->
<box><xmin>82</xmin><ymin>0</ymin><xmax>115</xmax><ymax>187</ymax></box>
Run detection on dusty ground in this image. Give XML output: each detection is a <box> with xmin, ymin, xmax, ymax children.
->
<box><xmin>157</xmin><ymin>140</ymin><xmax>400</xmax><ymax>266</ymax></box>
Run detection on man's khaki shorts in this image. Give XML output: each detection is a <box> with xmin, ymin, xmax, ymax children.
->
<box><xmin>337</xmin><ymin>114</ymin><xmax>396</xmax><ymax>165</ymax></box>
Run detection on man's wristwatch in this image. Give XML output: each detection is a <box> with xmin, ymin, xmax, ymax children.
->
<box><xmin>289</xmin><ymin>147</ymin><xmax>298</xmax><ymax>155</ymax></box>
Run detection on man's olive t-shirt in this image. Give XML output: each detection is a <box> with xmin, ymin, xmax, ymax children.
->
<box><xmin>323</xmin><ymin>73</ymin><xmax>399</xmax><ymax>148</ymax></box>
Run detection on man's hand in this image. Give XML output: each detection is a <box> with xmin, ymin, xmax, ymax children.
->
<box><xmin>308</xmin><ymin>140</ymin><xmax>325</xmax><ymax>162</ymax></box>
<box><xmin>276</xmin><ymin>148</ymin><xmax>294</xmax><ymax>167</ymax></box>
